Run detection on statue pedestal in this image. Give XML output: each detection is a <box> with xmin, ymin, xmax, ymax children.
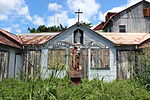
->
<box><xmin>69</xmin><ymin>70</ymin><xmax>83</xmax><ymax>84</ymax></box>
<box><xmin>69</xmin><ymin>70</ymin><xmax>83</xmax><ymax>78</ymax></box>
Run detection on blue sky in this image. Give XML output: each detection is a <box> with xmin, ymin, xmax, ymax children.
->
<box><xmin>0</xmin><ymin>0</ymin><xmax>149</xmax><ymax>33</ymax></box>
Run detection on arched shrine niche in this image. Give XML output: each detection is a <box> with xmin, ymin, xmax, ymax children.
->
<box><xmin>74</xmin><ymin>29</ymin><xmax>83</xmax><ymax>44</ymax></box>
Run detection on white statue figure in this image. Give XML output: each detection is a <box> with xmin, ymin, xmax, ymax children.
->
<box><xmin>75</xmin><ymin>31</ymin><xmax>81</xmax><ymax>43</ymax></box>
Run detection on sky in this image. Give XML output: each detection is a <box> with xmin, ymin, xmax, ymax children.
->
<box><xmin>0</xmin><ymin>0</ymin><xmax>149</xmax><ymax>33</ymax></box>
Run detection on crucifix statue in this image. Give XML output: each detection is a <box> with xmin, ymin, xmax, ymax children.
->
<box><xmin>75</xmin><ymin>9</ymin><xmax>83</xmax><ymax>22</ymax></box>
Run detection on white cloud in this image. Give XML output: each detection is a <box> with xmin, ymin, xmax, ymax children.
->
<box><xmin>68</xmin><ymin>18</ymin><xmax>76</xmax><ymax>26</ymax></box>
<box><xmin>98</xmin><ymin>11</ymin><xmax>105</xmax><ymax>21</ymax></box>
<box><xmin>0</xmin><ymin>0</ymin><xmax>31</xmax><ymax>21</ymax></box>
<box><xmin>26</xmin><ymin>15</ymin><xmax>32</xmax><ymax>21</ymax></box>
<box><xmin>12</xmin><ymin>24</ymin><xmax>19</xmax><ymax>28</ymax></box>
<box><xmin>16</xmin><ymin>5</ymin><xmax>29</xmax><ymax>15</ymax></box>
<box><xmin>33</xmin><ymin>15</ymin><xmax>45</xmax><ymax>26</ymax></box>
<box><xmin>0</xmin><ymin>14</ymin><xmax>8</xmax><ymax>21</ymax></box>
<box><xmin>127</xmin><ymin>0</ymin><xmax>150</xmax><ymax>7</ymax></box>
<box><xmin>2</xmin><ymin>27</ymin><xmax>12</xmax><ymax>32</ymax></box>
<box><xmin>48</xmin><ymin>3</ymin><xmax>62</xmax><ymax>11</ymax></box>
<box><xmin>16</xmin><ymin>29</ymin><xmax>22</xmax><ymax>33</ymax></box>
<box><xmin>47</xmin><ymin>11</ymin><xmax>69</xmax><ymax>26</ymax></box>
<box><xmin>67</xmin><ymin>0</ymin><xmax>100</xmax><ymax>19</ymax></box>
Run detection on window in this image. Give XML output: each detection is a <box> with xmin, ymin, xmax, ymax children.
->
<box><xmin>91</xmin><ymin>49</ymin><xmax>110</xmax><ymax>69</ymax></box>
<box><xmin>119</xmin><ymin>25</ymin><xmax>126</xmax><ymax>33</ymax></box>
<box><xmin>143</xmin><ymin>8</ymin><xmax>150</xmax><ymax>17</ymax></box>
<box><xmin>48</xmin><ymin>50</ymin><xmax>66</xmax><ymax>70</ymax></box>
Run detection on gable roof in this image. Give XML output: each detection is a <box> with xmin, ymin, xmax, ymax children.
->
<box><xmin>0</xmin><ymin>29</ymin><xmax>22</xmax><ymax>48</ymax></box>
<box><xmin>44</xmin><ymin>22</ymin><xmax>115</xmax><ymax>46</ymax></box>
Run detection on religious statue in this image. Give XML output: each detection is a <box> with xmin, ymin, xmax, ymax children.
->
<box><xmin>75</xmin><ymin>30</ymin><xmax>81</xmax><ymax>44</ymax></box>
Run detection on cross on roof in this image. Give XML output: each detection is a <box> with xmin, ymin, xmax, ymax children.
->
<box><xmin>75</xmin><ymin>9</ymin><xmax>83</xmax><ymax>22</ymax></box>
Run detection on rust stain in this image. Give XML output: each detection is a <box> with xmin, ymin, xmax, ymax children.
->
<box><xmin>0</xmin><ymin>29</ymin><xmax>22</xmax><ymax>44</ymax></box>
<box><xmin>0</xmin><ymin>29</ymin><xmax>22</xmax><ymax>48</ymax></box>
<box><xmin>98</xmin><ymin>33</ymin><xmax>150</xmax><ymax>46</ymax></box>
<box><xmin>19</xmin><ymin>35</ymin><xmax>55</xmax><ymax>45</ymax></box>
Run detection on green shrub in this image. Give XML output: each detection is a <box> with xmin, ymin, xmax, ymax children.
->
<box><xmin>134</xmin><ymin>48</ymin><xmax>150</xmax><ymax>88</ymax></box>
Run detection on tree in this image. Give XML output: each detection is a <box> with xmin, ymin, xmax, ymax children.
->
<box><xmin>28</xmin><ymin>24</ymin><xmax>67</xmax><ymax>33</ymax></box>
<box><xmin>81</xmin><ymin>21</ymin><xmax>93</xmax><ymax>28</ymax></box>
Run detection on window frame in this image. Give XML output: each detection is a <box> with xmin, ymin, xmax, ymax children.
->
<box><xmin>90</xmin><ymin>48</ymin><xmax>110</xmax><ymax>70</ymax></box>
<box><xmin>119</xmin><ymin>25</ymin><xmax>126</xmax><ymax>33</ymax></box>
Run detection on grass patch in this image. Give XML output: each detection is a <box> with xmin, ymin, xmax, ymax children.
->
<box><xmin>0</xmin><ymin>78</ymin><xmax>150</xmax><ymax>100</ymax></box>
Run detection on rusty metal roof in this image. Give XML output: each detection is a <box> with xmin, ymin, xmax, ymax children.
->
<box><xmin>18</xmin><ymin>35</ymin><xmax>55</xmax><ymax>45</ymax></box>
<box><xmin>97</xmin><ymin>32</ymin><xmax>150</xmax><ymax>46</ymax></box>
<box><xmin>0</xmin><ymin>29</ymin><xmax>22</xmax><ymax>48</ymax></box>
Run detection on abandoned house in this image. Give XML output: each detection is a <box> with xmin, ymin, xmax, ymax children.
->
<box><xmin>0</xmin><ymin>0</ymin><xmax>150</xmax><ymax>82</ymax></box>
<box><xmin>93</xmin><ymin>0</ymin><xmax>150</xmax><ymax>33</ymax></box>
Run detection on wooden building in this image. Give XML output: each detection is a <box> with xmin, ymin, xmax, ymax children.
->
<box><xmin>0</xmin><ymin>22</ymin><xmax>150</xmax><ymax>82</ymax></box>
<box><xmin>94</xmin><ymin>0</ymin><xmax>150</xmax><ymax>33</ymax></box>
<box><xmin>0</xmin><ymin>29</ymin><xmax>22</xmax><ymax>81</ymax></box>
<box><xmin>0</xmin><ymin>0</ymin><xmax>150</xmax><ymax>82</ymax></box>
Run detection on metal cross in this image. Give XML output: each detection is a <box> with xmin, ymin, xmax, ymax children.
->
<box><xmin>75</xmin><ymin>9</ymin><xmax>83</xmax><ymax>22</ymax></box>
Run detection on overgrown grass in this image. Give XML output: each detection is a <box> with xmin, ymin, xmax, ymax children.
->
<box><xmin>0</xmin><ymin>78</ymin><xmax>150</xmax><ymax>100</ymax></box>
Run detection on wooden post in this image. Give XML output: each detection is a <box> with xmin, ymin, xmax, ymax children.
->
<box><xmin>66</xmin><ymin>48</ymin><xmax>69</xmax><ymax>71</ymax></box>
<box><xmin>88</xmin><ymin>48</ymin><xmax>91</xmax><ymax>80</ymax></box>
<box><xmin>40</xmin><ymin>49</ymin><xmax>48</xmax><ymax>79</ymax></box>
<box><xmin>8</xmin><ymin>50</ymin><xmax>15</xmax><ymax>78</ymax></box>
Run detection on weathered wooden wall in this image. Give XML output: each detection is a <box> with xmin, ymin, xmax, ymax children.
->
<box><xmin>117</xmin><ymin>51</ymin><xmax>135</xmax><ymax>79</ymax></box>
<box><xmin>23</xmin><ymin>50</ymin><xmax>41</xmax><ymax>75</ymax></box>
<box><xmin>104</xmin><ymin>1</ymin><xmax>150</xmax><ymax>33</ymax></box>
<box><xmin>0</xmin><ymin>51</ymin><xmax>9</xmax><ymax>81</ymax></box>
<box><xmin>0</xmin><ymin>44</ymin><xmax>22</xmax><ymax>80</ymax></box>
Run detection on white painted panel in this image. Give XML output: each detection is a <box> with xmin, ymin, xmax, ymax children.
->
<box><xmin>15</xmin><ymin>54</ymin><xmax>22</xmax><ymax>78</ymax></box>
<box><xmin>8</xmin><ymin>50</ymin><xmax>15</xmax><ymax>78</ymax></box>
<box><xmin>40</xmin><ymin>49</ymin><xmax>48</xmax><ymax>78</ymax></box>
<box><xmin>89</xmin><ymin>48</ymin><xmax>117</xmax><ymax>82</ymax></box>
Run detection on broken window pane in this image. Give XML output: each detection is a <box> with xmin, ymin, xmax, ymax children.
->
<box><xmin>48</xmin><ymin>49</ymin><xmax>66</xmax><ymax>70</ymax></box>
<box><xmin>91</xmin><ymin>49</ymin><xmax>109</xmax><ymax>69</ymax></box>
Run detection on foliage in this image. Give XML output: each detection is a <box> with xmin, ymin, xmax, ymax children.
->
<box><xmin>81</xmin><ymin>21</ymin><xmax>92</xmax><ymax>28</ymax></box>
<box><xmin>28</xmin><ymin>24</ymin><xmax>67</xmax><ymax>33</ymax></box>
<box><xmin>134</xmin><ymin>48</ymin><xmax>150</xmax><ymax>88</ymax></box>
<box><xmin>28</xmin><ymin>22</ymin><xmax>92</xmax><ymax>33</ymax></box>
<box><xmin>0</xmin><ymin>78</ymin><xmax>150</xmax><ymax>100</ymax></box>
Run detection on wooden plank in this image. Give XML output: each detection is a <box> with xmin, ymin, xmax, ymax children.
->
<box><xmin>117</xmin><ymin>51</ymin><xmax>135</xmax><ymax>79</ymax></box>
<box><xmin>23</xmin><ymin>50</ymin><xmax>41</xmax><ymax>75</ymax></box>
<box><xmin>0</xmin><ymin>51</ymin><xmax>9</xmax><ymax>81</ymax></box>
